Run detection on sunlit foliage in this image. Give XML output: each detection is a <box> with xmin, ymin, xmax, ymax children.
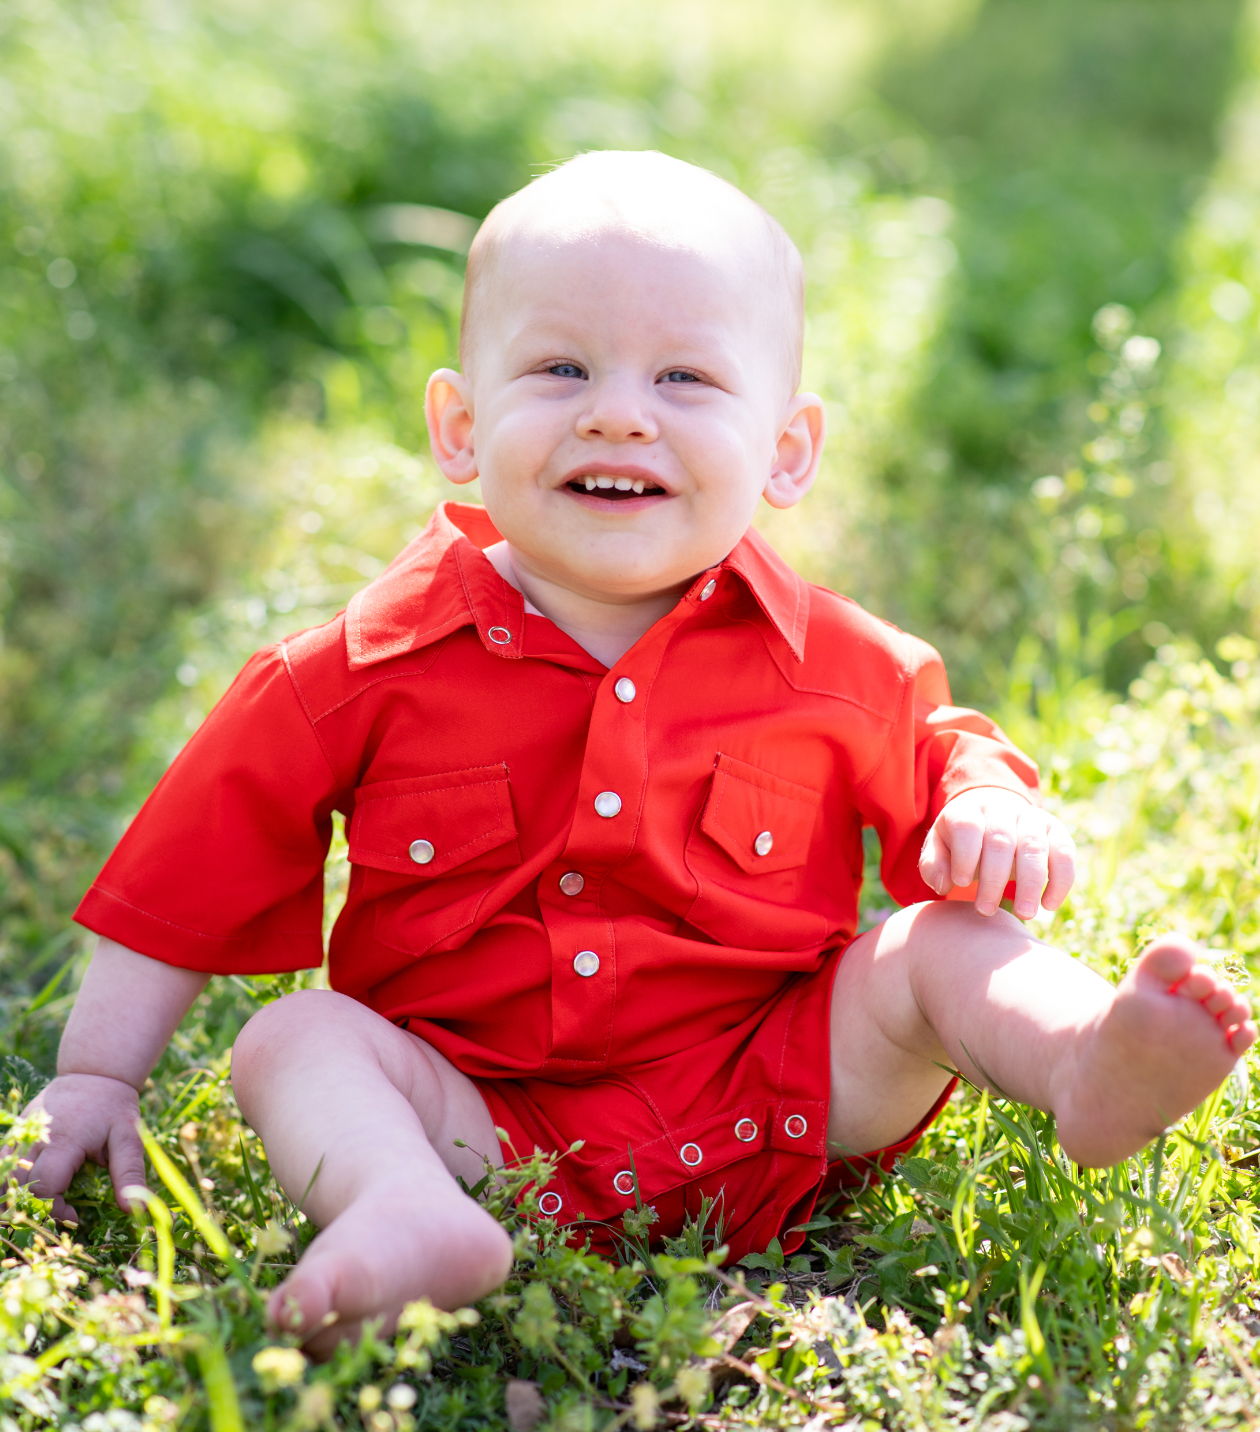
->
<box><xmin>4</xmin><ymin>0</ymin><xmax>1260</xmax><ymax>1424</ymax></box>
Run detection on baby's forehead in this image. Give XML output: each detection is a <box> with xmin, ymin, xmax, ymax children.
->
<box><xmin>461</xmin><ymin>152</ymin><xmax>804</xmax><ymax>390</ymax></box>
<box><xmin>492</xmin><ymin>223</ymin><xmax>766</xmax><ymax>315</ymax></box>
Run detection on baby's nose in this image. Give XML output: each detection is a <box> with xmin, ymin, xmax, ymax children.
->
<box><xmin>576</xmin><ymin>380</ymin><xmax>659</xmax><ymax>441</ymax></box>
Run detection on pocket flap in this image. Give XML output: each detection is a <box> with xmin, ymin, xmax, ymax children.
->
<box><xmin>699</xmin><ymin>753</ymin><xmax>822</xmax><ymax>874</ymax></box>
<box><xmin>349</xmin><ymin>764</ymin><xmax>517</xmax><ymax>877</ymax></box>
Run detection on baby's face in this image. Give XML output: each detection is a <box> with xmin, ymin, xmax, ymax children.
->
<box><xmin>428</xmin><ymin>230</ymin><xmax>821</xmax><ymax>605</ymax></box>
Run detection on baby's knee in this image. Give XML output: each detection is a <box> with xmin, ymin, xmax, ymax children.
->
<box><xmin>904</xmin><ymin>898</ymin><xmax>1027</xmax><ymax>941</ymax></box>
<box><xmin>231</xmin><ymin>988</ymin><xmax>357</xmax><ymax>1089</ymax></box>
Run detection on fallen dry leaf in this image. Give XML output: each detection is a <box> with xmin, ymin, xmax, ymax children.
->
<box><xmin>505</xmin><ymin>1378</ymin><xmax>545</xmax><ymax>1432</ymax></box>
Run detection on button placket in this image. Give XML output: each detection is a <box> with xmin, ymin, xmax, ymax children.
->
<box><xmin>543</xmin><ymin>603</ymin><xmax>695</xmax><ymax>1068</ymax></box>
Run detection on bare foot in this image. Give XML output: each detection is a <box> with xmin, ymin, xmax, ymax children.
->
<box><xmin>268</xmin><ymin>1176</ymin><xmax>513</xmax><ymax>1359</ymax></box>
<box><xmin>1053</xmin><ymin>934</ymin><xmax>1257</xmax><ymax>1167</ymax></box>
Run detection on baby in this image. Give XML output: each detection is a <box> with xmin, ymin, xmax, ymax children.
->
<box><xmin>19</xmin><ymin>152</ymin><xmax>1256</xmax><ymax>1356</ymax></box>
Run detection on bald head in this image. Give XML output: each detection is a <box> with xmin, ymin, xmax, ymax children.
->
<box><xmin>459</xmin><ymin>151</ymin><xmax>804</xmax><ymax>395</ymax></box>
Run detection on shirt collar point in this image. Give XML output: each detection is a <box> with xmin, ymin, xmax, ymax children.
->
<box><xmin>720</xmin><ymin>528</ymin><xmax>809</xmax><ymax>663</ymax></box>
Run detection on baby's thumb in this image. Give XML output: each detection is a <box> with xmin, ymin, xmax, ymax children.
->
<box><xmin>918</xmin><ymin>823</ymin><xmax>951</xmax><ymax>895</ymax></box>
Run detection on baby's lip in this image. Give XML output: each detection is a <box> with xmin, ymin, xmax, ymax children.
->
<box><xmin>557</xmin><ymin>462</ymin><xmax>673</xmax><ymax>500</ymax></box>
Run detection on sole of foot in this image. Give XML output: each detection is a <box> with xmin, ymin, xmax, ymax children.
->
<box><xmin>267</xmin><ymin>1179</ymin><xmax>514</xmax><ymax>1360</ymax></box>
<box><xmin>1055</xmin><ymin>933</ymin><xmax>1256</xmax><ymax>1168</ymax></box>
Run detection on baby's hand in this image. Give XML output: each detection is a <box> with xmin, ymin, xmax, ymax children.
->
<box><xmin>919</xmin><ymin>787</ymin><xmax>1076</xmax><ymax>920</ymax></box>
<box><xmin>4</xmin><ymin>1074</ymin><xmax>145</xmax><ymax>1223</ymax></box>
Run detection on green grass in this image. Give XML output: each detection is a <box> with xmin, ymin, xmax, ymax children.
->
<box><xmin>1</xmin><ymin>639</ymin><xmax>1258</xmax><ymax>1429</ymax></box>
<box><xmin>5</xmin><ymin>1</ymin><xmax>1260</xmax><ymax>1425</ymax></box>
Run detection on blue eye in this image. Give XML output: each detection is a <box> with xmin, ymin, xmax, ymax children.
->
<box><xmin>548</xmin><ymin>363</ymin><xmax>585</xmax><ymax>378</ymax></box>
<box><xmin>660</xmin><ymin>370</ymin><xmax>700</xmax><ymax>384</ymax></box>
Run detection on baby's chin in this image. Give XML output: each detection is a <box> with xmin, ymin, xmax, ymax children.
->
<box><xmin>519</xmin><ymin>539</ymin><xmax>707</xmax><ymax>606</ymax></box>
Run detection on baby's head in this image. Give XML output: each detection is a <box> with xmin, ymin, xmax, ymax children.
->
<box><xmin>425</xmin><ymin>151</ymin><xmax>825</xmax><ymax>606</ymax></box>
<box><xmin>461</xmin><ymin>151</ymin><xmax>805</xmax><ymax>399</ymax></box>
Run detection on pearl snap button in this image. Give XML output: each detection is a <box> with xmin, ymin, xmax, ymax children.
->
<box><xmin>754</xmin><ymin>830</ymin><xmax>774</xmax><ymax>857</ymax></box>
<box><xmin>613</xmin><ymin>1170</ymin><xmax>636</xmax><ymax>1196</ymax></box>
<box><xmin>784</xmin><ymin>1115</ymin><xmax>808</xmax><ymax>1139</ymax></box>
<box><xmin>700</xmin><ymin>578</ymin><xmax>716</xmax><ymax>601</ymax></box>
<box><xmin>573</xmin><ymin>951</ymin><xmax>600</xmax><ymax>977</ymax></box>
<box><xmin>594</xmin><ymin>791</ymin><xmax>622</xmax><ymax>818</ymax></box>
<box><xmin>538</xmin><ymin>1192</ymin><xmax>563</xmax><ymax>1216</ymax></box>
<box><xmin>408</xmin><ymin>839</ymin><xmax>435</xmax><ymax>865</ymax></box>
<box><xmin>487</xmin><ymin>626</ymin><xmax>512</xmax><ymax>644</ymax></box>
<box><xmin>559</xmin><ymin>871</ymin><xmax>585</xmax><ymax>896</ymax></box>
<box><xmin>734</xmin><ymin>1118</ymin><xmax>758</xmax><ymax>1143</ymax></box>
<box><xmin>680</xmin><ymin>1142</ymin><xmax>703</xmax><ymax>1167</ymax></box>
<box><xmin>614</xmin><ymin>677</ymin><xmax>636</xmax><ymax>703</ymax></box>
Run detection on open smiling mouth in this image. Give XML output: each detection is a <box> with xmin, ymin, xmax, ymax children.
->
<box><xmin>567</xmin><ymin>476</ymin><xmax>666</xmax><ymax>500</ymax></box>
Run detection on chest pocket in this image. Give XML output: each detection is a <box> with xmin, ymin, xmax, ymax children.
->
<box><xmin>685</xmin><ymin>753</ymin><xmax>827</xmax><ymax>952</ymax></box>
<box><xmin>349</xmin><ymin>765</ymin><xmax>521</xmax><ymax>956</ymax></box>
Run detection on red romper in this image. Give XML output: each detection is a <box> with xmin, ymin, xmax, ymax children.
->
<box><xmin>75</xmin><ymin>501</ymin><xmax>1038</xmax><ymax>1261</ymax></box>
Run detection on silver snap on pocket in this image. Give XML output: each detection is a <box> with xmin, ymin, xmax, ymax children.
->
<box><xmin>734</xmin><ymin>1118</ymin><xmax>758</xmax><ymax>1143</ymax></box>
<box><xmin>408</xmin><ymin>839</ymin><xmax>435</xmax><ymax>865</ymax></box>
<box><xmin>754</xmin><ymin>830</ymin><xmax>774</xmax><ymax>857</ymax></box>
<box><xmin>613</xmin><ymin>1170</ymin><xmax>636</xmax><ymax>1196</ymax></box>
<box><xmin>538</xmin><ymin>1191</ymin><xmax>563</xmax><ymax>1216</ymax></box>
<box><xmin>784</xmin><ymin>1115</ymin><xmax>808</xmax><ymax>1139</ymax></box>
<box><xmin>680</xmin><ymin>1142</ymin><xmax>703</xmax><ymax>1167</ymax></box>
<box><xmin>487</xmin><ymin>626</ymin><xmax>512</xmax><ymax>645</ymax></box>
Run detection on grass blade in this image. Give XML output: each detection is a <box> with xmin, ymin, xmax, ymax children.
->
<box><xmin>196</xmin><ymin>1331</ymin><xmax>245</xmax><ymax>1432</ymax></box>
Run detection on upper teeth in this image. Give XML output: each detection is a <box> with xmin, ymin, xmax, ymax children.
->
<box><xmin>582</xmin><ymin>475</ymin><xmax>649</xmax><ymax>494</ymax></box>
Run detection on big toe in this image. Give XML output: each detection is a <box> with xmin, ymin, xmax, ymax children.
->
<box><xmin>1133</xmin><ymin>933</ymin><xmax>1199</xmax><ymax>989</ymax></box>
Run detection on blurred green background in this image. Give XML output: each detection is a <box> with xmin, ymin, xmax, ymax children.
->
<box><xmin>4</xmin><ymin>0</ymin><xmax>1260</xmax><ymax>1032</ymax></box>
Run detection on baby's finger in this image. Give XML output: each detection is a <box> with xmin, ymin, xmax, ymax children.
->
<box><xmin>974</xmin><ymin>821</ymin><xmax>1017</xmax><ymax>917</ymax></box>
<box><xmin>1011</xmin><ymin>809</ymin><xmax>1050</xmax><ymax>921</ymax></box>
<box><xmin>944</xmin><ymin>802</ymin><xmax>986</xmax><ymax>890</ymax></box>
<box><xmin>918</xmin><ymin>822</ymin><xmax>952</xmax><ymax>895</ymax></box>
<box><xmin>106</xmin><ymin>1122</ymin><xmax>147</xmax><ymax>1213</ymax></box>
<box><xmin>21</xmin><ymin>1142</ymin><xmax>83</xmax><ymax>1201</ymax></box>
<box><xmin>1041</xmin><ymin>822</ymin><xmax>1077</xmax><ymax>910</ymax></box>
<box><xmin>50</xmin><ymin>1194</ymin><xmax>80</xmax><ymax>1225</ymax></box>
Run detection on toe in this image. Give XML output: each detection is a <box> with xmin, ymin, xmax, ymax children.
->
<box><xmin>1172</xmin><ymin>966</ymin><xmax>1217</xmax><ymax>1002</ymax></box>
<box><xmin>1202</xmin><ymin>985</ymin><xmax>1236</xmax><ymax>1018</ymax></box>
<box><xmin>1227</xmin><ymin>1020</ymin><xmax>1259</xmax><ymax>1056</ymax></box>
<box><xmin>1135</xmin><ymin>934</ymin><xmax>1198</xmax><ymax>988</ymax></box>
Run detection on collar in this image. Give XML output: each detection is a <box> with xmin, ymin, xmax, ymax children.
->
<box><xmin>344</xmin><ymin>500</ymin><xmax>808</xmax><ymax>669</ymax></box>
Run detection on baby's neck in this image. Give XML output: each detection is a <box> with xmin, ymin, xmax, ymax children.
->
<box><xmin>481</xmin><ymin>541</ymin><xmax>683</xmax><ymax>668</ymax></box>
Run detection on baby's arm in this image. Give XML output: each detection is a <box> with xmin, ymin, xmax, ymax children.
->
<box><xmin>918</xmin><ymin>786</ymin><xmax>1077</xmax><ymax>921</ymax></box>
<box><xmin>15</xmin><ymin>937</ymin><xmax>209</xmax><ymax>1221</ymax></box>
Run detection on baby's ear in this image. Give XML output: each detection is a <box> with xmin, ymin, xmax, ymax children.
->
<box><xmin>763</xmin><ymin>393</ymin><xmax>826</xmax><ymax>510</ymax></box>
<box><xmin>425</xmin><ymin>369</ymin><xmax>478</xmax><ymax>484</ymax></box>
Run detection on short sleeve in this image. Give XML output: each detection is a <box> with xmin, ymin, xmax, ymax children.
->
<box><xmin>857</xmin><ymin>633</ymin><xmax>1040</xmax><ymax>908</ymax></box>
<box><xmin>74</xmin><ymin>645</ymin><xmax>341</xmax><ymax>974</ymax></box>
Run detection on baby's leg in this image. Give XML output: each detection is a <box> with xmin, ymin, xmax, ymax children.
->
<box><xmin>231</xmin><ymin>990</ymin><xmax>513</xmax><ymax>1357</ymax></box>
<box><xmin>828</xmin><ymin>902</ymin><xmax>1256</xmax><ymax>1166</ymax></box>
